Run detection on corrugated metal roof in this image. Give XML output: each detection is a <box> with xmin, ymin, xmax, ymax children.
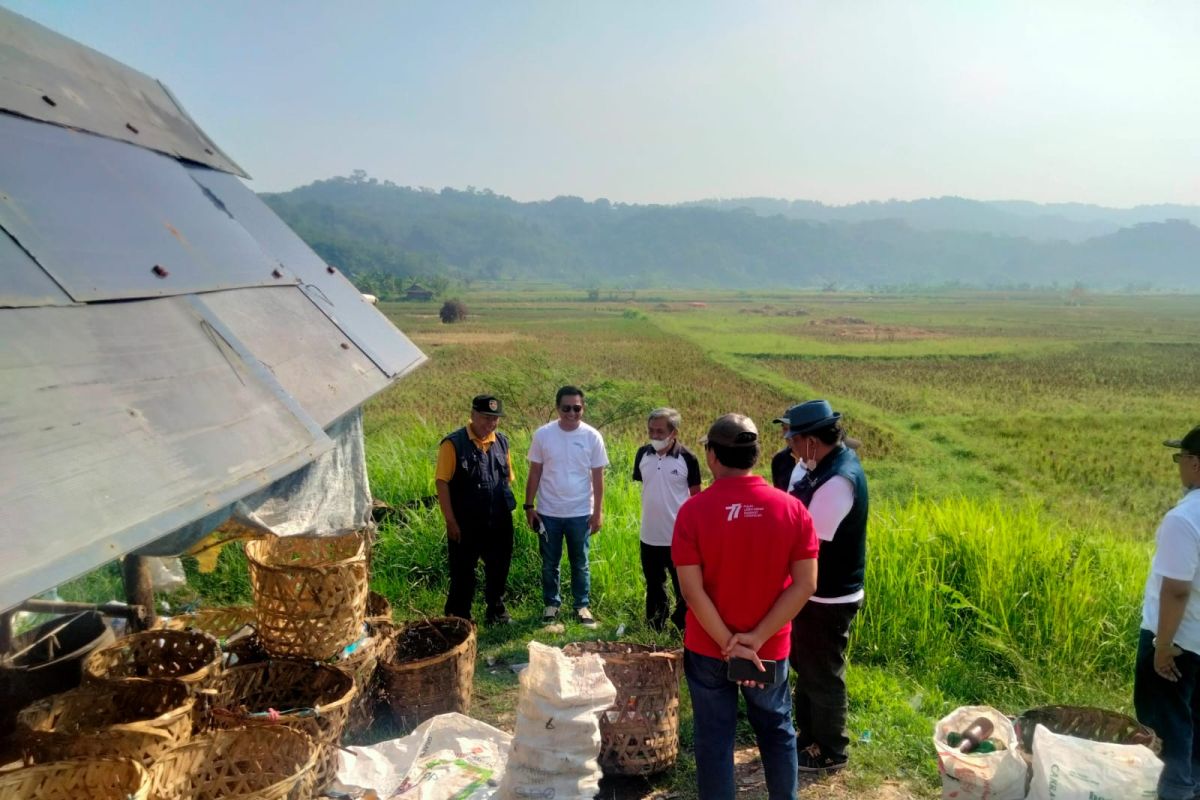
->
<box><xmin>0</xmin><ymin>7</ymin><xmax>247</xmax><ymax>176</ymax></box>
<box><xmin>0</xmin><ymin>12</ymin><xmax>427</xmax><ymax>611</ymax></box>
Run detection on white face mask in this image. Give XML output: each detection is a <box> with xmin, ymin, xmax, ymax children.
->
<box><xmin>649</xmin><ymin>438</ymin><xmax>671</xmax><ymax>451</ymax></box>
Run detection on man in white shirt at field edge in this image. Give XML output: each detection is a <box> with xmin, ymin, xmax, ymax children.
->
<box><xmin>1135</xmin><ymin>424</ymin><xmax>1200</xmax><ymax>800</ymax></box>
<box><xmin>632</xmin><ymin>407</ymin><xmax>702</xmax><ymax>630</ymax></box>
<box><xmin>524</xmin><ymin>385</ymin><xmax>609</xmax><ymax>628</ymax></box>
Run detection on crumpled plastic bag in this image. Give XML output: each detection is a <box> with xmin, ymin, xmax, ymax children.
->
<box><xmin>1027</xmin><ymin>722</ymin><xmax>1161</xmax><ymax>800</ymax></box>
<box><xmin>934</xmin><ymin>705</ymin><xmax>1027</xmax><ymax>800</ymax></box>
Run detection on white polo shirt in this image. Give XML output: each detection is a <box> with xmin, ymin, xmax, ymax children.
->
<box><xmin>632</xmin><ymin>441</ymin><xmax>702</xmax><ymax>546</ymax></box>
<box><xmin>1142</xmin><ymin>489</ymin><xmax>1200</xmax><ymax>654</ymax></box>
<box><xmin>528</xmin><ymin>420</ymin><xmax>609</xmax><ymax>517</ymax></box>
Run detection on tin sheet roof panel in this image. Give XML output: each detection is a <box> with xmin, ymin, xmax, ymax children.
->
<box><xmin>0</xmin><ymin>8</ymin><xmax>246</xmax><ymax>176</ymax></box>
<box><xmin>198</xmin><ymin>288</ymin><xmax>391</xmax><ymax>428</ymax></box>
<box><xmin>0</xmin><ymin>297</ymin><xmax>332</xmax><ymax>611</ymax></box>
<box><xmin>0</xmin><ymin>113</ymin><xmax>291</xmax><ymax>302</ymax></box>
<box><xmin>187</xmin><ymin>167</ymin><xmax>428</xmax><ymax>379</ymax></box>
<box><xmin>0</xmin><ymin>230</ymin><xmax>72</xmax><ymax>307</ymax></box>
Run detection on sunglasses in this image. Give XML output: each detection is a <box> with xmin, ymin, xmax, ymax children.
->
<box><xmin>1174</xmin><ymin>453</ymin><xmax>1198</xmax><ymax>463</ymax></box>
<box><xmin>560</xmin><ymin>404</ymin><xmax>583</xmax><ymax>413</ymax></box>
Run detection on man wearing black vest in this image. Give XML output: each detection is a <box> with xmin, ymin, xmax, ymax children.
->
<box><xmin>784</xmin><ymin>399</ymin><xmax>869</xmax><ymax>775</ymax></box>
<box><xmin>435</xmin><ymin>394</ymin><xmax>517</xmax><ymax>625</ymax></box>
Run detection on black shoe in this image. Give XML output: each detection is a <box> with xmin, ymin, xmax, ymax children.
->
<box><xmin>486</xmin><ymin>610</ymin><xmax>514</xmax><ymax>626</ymax></box>
<box><xmin>797</xmin><ymin>746</ymin><xmax>847</xmax><ymax>775</ymax></box>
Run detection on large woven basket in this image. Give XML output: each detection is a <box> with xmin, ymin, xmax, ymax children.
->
<box><xmin>16</xmin><ymin>679</ymin><xmax>195</xmax><ymax>766</ymax></box>
<box><xmin>83</xmin><ymin>629</ymin><xmax>222</xmax><ymax>691</ymax></box>
<box><xmin>339</xmin><ymin>619</ymin><xmax>394</xmax><ymax>737</ymax></box>
<box><xmin>562</xmin><ymin>642</ymin><xmax>683</xmax><ymax>776</ymax></box>
<box><xmin>147</xmin><ymin>726</ymin><xmax>317</xmax><ymax>800</ymax></box>
<box><xmin>210</xmin><ymin>659</ymin><xmax>355</xmax><ymax>796</ymax></box>
<box><xmin>161</xmin><ymin>606</ymin><xmax>267</xmax><ymax>666</ymax></box>
<box><xmin>1014</xmin><ymin>705</ymin><xmax>1162</xmax><ymax>755</ymax></box>
<box><xmin>245</xmin><ymin>531</ymin><xmax>369</xmax><ymax>660</ymax></box>
<box><xmin>0</xmin><ymin>758</ymin><xmax>149</xmax><ymax>800</ymax></box>
<box><xmin>378</xmin><ymin>617</ymin><xmax>476</xmax><ymax>731</ymax></box>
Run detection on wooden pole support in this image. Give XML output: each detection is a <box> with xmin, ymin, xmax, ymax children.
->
<box><xmin>122</xmin><ymin>555</ymin><xmax>157</xmax><ymax>630</ymax></box>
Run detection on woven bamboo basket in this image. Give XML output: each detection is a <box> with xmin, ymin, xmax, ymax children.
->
<box><xmin>338</xmin><ymin>619</ymin><xmax>394</xmax><ymax>737</ymax></box>
<box><xmin>366</xmin><ymin>590</ymin><xmax>393</xmax><ymax>624</ymax></box>
<box><xmin>83</xmin><ymin>629</ymin><xmax>222</xmax><ymax>691</ymax></box>
<box><xmin>562</xmin><ymin>642</ymin><xmax>683</xmax><ymax>776</ymax></box>
<box><xmin>147</xmin><ymin>726</ymin><xmax>317</xmax><ymax>800</ymax></box>
<box><xmin>0</xmin><ymin>758</ymin><xmax>149</xmax><ymax>800</ymax></box>
<box><xmin>210</xmin><ymin>659</ymin><xmax>355</xmax><ymax>796</ymax></box>
<box><xmin>245</xmin><ymin>531</ymin><xmax>369</xmax><ymax>660</ymax></box>
<box><xmin>1014</xmin><ymin>705</ymin><xmax>1162</xmax><ymax>755</ymax></box>
<box><xmin>16</xmin><ymin>679</ymin><xmax>194</xmax><ymax>766</ymax></box>
<box><xmin>377</xmin><ymin>617</ymin><xmax>476</xmax><ymax>731</ymax></box>
<box><xmin>161</xmin><ymin>606</ymin><xmax>268</xmax><ymax>666</ymax></box>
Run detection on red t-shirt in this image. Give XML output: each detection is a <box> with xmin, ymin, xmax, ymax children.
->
<box><xmin>672</xmin><ymin>474</ymin><xmax>819</xmax><ymax>660</ymax></box>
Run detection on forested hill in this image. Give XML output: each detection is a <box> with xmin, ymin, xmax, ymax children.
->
<box><xmin>261</xmin><ymin>175</ymin><xmax>1200</xmax><ymax>291</ymax></box>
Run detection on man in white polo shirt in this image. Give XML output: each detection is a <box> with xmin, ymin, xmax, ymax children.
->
<box><xmin>525</xmin><ymin>385</ymin><xmax>609</xmax><ymax>627</ymax></box>
<box><xmin>633</xmin><ymin>407</ymin><xmax>702</xmax><ymax>630</ymax></box>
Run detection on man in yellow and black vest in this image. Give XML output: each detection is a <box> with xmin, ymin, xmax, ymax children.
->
<box><xmin>435</xmin><ymin>394</ymin><xmax>517</xmax><ymax>625</ymax></box>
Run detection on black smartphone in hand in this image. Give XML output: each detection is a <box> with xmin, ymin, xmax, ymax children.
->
<box><xmin>727</xmin><ymin>656</ymin><xmax>781</xmax><ymax>685</ymax></box>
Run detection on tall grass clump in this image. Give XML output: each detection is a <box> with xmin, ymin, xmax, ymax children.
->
<box><xmin>860</xmin><ymin>495</ymin><xmax>1149</xmax><ymax>708</ymax></box>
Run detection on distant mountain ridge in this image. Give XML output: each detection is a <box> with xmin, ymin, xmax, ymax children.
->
<box><xmin>686</xmin><ymin>196</ymin><xmax>1200</xmax><ymax>243</ymax></box>
<box><xmin>261</xmin><ymin>176</ymin><xmax>1200</xmax><ymax>291</ymax></box>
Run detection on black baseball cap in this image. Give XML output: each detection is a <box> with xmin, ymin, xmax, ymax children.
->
<box><xmin>472</xmin><ymin>395</ymin><xmax>504</xmax><ymax>416</ymax></box>
<box><xmin>1165</xmin><ymin>425</ymin><xmax>1200</xmax><ymax>454</ymax></box>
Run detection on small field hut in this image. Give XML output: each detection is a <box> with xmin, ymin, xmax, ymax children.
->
<box><xmin>0</xmin><ymin>9</ymin><xmax>426</xmax><ymax>633</ymax></box>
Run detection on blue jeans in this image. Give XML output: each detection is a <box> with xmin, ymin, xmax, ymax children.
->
<box><xmin>685</xmin><ymin>649</ymin><xmax>797</xmax><ymax>800</ymax></box>
<box><xmin>1134</xmin><ymin>627</ymin><xmax>1200</xmax><ymax>800</ymax></box>
<box><xmin>538</xmin><ymin>514</ymin><xmax>591</xmax><ymax>609</ymax></box>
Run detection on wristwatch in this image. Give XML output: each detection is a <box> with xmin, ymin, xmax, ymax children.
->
<box><xmin>523</xmin><ymin>503</ymin><xmax>535</xmax><ymax>510</ymax></box>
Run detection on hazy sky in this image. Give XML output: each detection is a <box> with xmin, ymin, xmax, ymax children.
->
<box><xmin>5</xmin><ymin>1</ymin><xmax>1198</xmax><ymax>206</ymax></box>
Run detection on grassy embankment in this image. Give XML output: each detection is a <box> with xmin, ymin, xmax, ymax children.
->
<box><xmin>68</xmin><ymin>290</ymin><xmax>1200</xmax><ymax>797</ymax></box>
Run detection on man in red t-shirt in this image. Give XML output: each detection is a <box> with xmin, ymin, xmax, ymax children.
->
<box><xmin>673</xmin><ymin>413</ymin><xmax>819</xmax><ymax>800</ymax></box>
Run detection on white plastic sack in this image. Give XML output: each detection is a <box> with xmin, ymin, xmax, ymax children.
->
<box><xmin>334</xmin><ymin>712</ymin><xmax>511</xmax><ymax>799</ymax></box>
<box><xmin>147</xmin><ymin>557</ymin><xmax>187</xmax><ymax>591</ymax></box>
<box><xmin>1027</xmin><ymin>723</ymin><xmax>1162</xmax><ymax>800</ymax></box>
<box><xmin>494</xmin><ymin>641</ymin><xmax>617</xmax><ymax>800</ymax></box>
<box><xmin>934</xmin><ymin>705</ymin><xmax>1027</xmax><ymax>800</ymax></box>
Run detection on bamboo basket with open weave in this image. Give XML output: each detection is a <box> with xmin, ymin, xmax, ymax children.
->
<box><xmin>210</xmin><ymin>659</ymin><xmax>355</xmax><ymax>797</ymax></box>
<box><xmin>16</xmin><ymin>679</ymin><xmax>195</xmax><ymax>766</ymax></box>
<box><xmin>161</xmin><ymin>605</ymin><xmax>267</xmax><ymax>666</ymax></box>
<box><xmin>562</xmin><ymin>642</ymin><xmax>683</xmax><ymax>776</ymax></box>
<box><xmin>0</xmin><ymin>758</ymin><xmax>149</xmax><ymax>800</ymax></box>
<box><xmin>377</xmin><ymin>616</ymin><xmax>476</xmax><ymax>732</ymax></box>
<box><xmin>83</xmin><ymin>628</ymin><xmax>222</xmax><ymax>692</ymax></box>
<box><xmin>147</xmin><ymin>726</ymin><xmax>317</xmax><ymax>800</ymax></box>
<box><xmin>245</xmin><ymin>531</ymin><xmax>369</xmax><ymax>660</ymax></box>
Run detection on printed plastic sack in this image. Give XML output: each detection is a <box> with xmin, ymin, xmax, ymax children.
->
<box><xmin>1027</xmin><ymin>722</ymin><xmax>1161</xmax><ymax>800</ymax></box>
<box><xmin>934</xmin><ymin>705</ymin><xmax>1027</xmax><ymax>800</ymax></box>
<box><xmin>495</xmin><ymin>641</ymin><xmax>617</xmax><ymax>800</ymax></box>
<box><xmin>334</xmin><ymin>712</ymin><xmax>511</xmax><ymax>799</ymax></box>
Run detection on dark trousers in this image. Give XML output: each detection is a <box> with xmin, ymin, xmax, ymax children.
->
<box><xmin>444</xmin><ymin>512</ymin><xmax>514</xmax><ymax>621</ymax></box>
<box><xmin>641</xmin><ymin>542</ymin><xmax>687</xmax><ymax>630</ymax></box>
<box><xmin>790</xmin><ymin>598</ymin><xmax>861</xmax><ymax>761</ymax></box>
<box><xmin>1134</xmin><ymin>627</ymin><xmax>1200</xmax><ymax>800</ymax></box>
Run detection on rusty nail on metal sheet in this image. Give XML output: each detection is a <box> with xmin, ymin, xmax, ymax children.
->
<box><xmin>204</xmin><ymin>148</ymin><xmax>214</xmax><ymax>155</ymax></box>
<box><xmin>272</xmin><ymin>269</ymin><xmax>283</xmax><ymax>278</ymax></box>
<box><xmin>326</xmin><ymin>266</ymin><xmax>337</xmax><ymax>274</ymax></box>
<box><xmin>340</xmin><ymin>342</ymin><xmax>350</xmax><ymax>350</ymax></box>
<box><xmin>126</xmin><ymin>123</ymin><xmax>139</xmax><ymax>134</ymax></box>
<box><xmin>42</xmin><ymin>95</ymin><xmax>57</xmax><ymax>107</ymax></box>
<box><xmin>152</xmin><ymin>265</ymin><xmax>169</xmax><ymax>277</ymax></box>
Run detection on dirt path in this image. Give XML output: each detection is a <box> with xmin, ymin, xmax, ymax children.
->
<box><xmin>594</xmin><ymin>747</ymin><xmax>929</xmax><ymax>799</ymax></box>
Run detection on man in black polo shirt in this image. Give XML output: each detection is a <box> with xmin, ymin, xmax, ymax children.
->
<box><xmin>784</xmin><ymin>399</ymin><xmax>869</xmax><ymax>775</ymax></box>
<box><xmin>632</xmin><ymin>407</ymin><xmax>702</xmax><ymax>630</ymax></box>
<box><xmin>435</xmin><ymin>394</ymin><xmax>517</xmax><ymax>625</ymax></box>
